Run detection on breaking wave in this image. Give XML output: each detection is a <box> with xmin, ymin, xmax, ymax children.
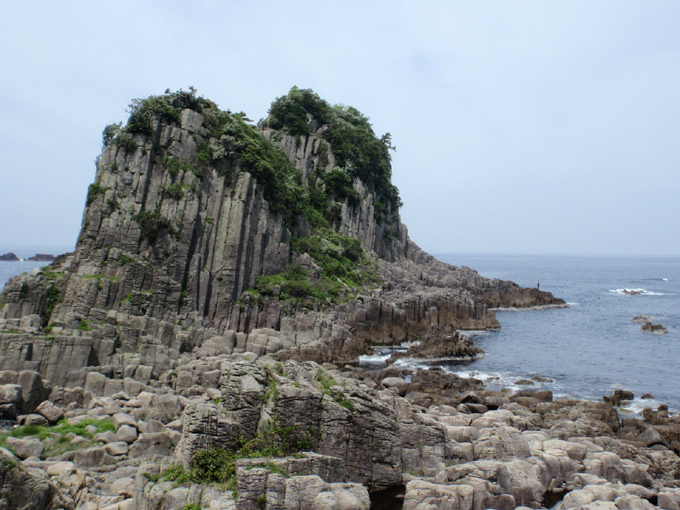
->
<box><xmin>609</xmin><ymin>288</ymin><xmax>666</xmax><ymax>296</ymax></box>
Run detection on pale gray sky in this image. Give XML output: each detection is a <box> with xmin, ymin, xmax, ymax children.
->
<box><xmin>1</xmin><ymin>1</ymin><xmax>678</xmax><ymax>256</ymax></box>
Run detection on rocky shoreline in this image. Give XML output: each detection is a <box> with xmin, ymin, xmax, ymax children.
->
<box><xmin>1</xmin><ymin>88</ymin><xmax>672</xmax><ymax>509</ymax></box>
<box><xmin>0</xmin><ymin>354</ymin><xmax>678</xmax><ymax>509</ymax></box>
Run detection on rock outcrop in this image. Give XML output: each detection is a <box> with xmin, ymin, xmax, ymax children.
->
<box><xmin>0</xmin><ymin>89</ymin><xmax>584</xmax><ymax>509</ymax></box>
<box><xmin>0</xmin><ymin>89</ymin><xmax>562</xmax><ymax>386</ymax></box>
<box><xmin>27</xmin><ymin>254</ymin><xmax>56</xmax><ymax>262</ymax></box>
<box><xmin>0</xmin><ymin>353</ymin><xmax>676</xmax><ymax>509</ymax></box>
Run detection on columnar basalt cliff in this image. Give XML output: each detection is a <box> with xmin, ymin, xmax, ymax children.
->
<box><xmin>0</xmin><ymin>88</ymin><xmax>563</xmax><ymax>387</ymax></box>
<box><xmin>3</xmin><ymin>90</ymin><xmax>679</xmax><ymax>510</ymax></box>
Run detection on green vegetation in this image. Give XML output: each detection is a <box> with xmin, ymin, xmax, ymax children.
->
<box><xmin>183</xmin><ymin>505</ymin><xmax>201</xmax><ymax>510</ymax></box>
<box><xmin>40</xmin><ymin>268</ymin><xmax>63</xmax><ymax>280</ymax></box>
<box><xmin>86</xmin><ymin>181</ymin><xmax>108</xmax><ymax>206</ymax></box>
<box><xmin>267</xmin><ymin>86</ymin><xmax>333</xmax><ymax>137</ymax></box>
<box><xmin>323</xmin><ymin>168</ymin><xmax>360</xmax><ymax>205</ymax></box>
<box><xmin>164</xmin><ymin>183</ymin><xmax>186</xmax><ymax>200</ymax></box>
<box><xmin>125</xmin><ymin>87</ymin><xmax>209</xmax><ymax>136</ymax></box>
<box><xmin>250</xmin><ymin>229</ymin><xmax>379</xmax><ymax>305</ymax></box>
<box><xmin>267</xmin><ymin>87</ymin><xmax>401</xmax><ymax>210</ymax></box>
<box><xmin>163</xmin><ymin>155</ymin><xmax>203</xmax><ymax>179</ymax></box>
<box><xmin>44</xmin><ymin>286</ymin><xmax>61</xmax><ymax>320</ymax></box>
<box><xmin>196</xmin><ymin>108</ymin><xmax>307</xmax><ymax>227</ymax></box>
<box><xmin>0</xmin><ymin>418</ymin><xmax>115</xmax><ymax>458</ymax></box>
<box><xmin>102</xmin><ymin>122</ymin><xmax>122</xmax><ymax>146</ymax></box>
<box><xmin>119</xmin><ymin>253</ymin><xmax>137</xmax><ymax>265</ymax></box>
<box><xmin>134</xmin><ymin>210</ymin><xmax>175</xmax><ymax>243</ymax></box>
<box><xmin>77</xmin><ymin>320</ymin><xmax>92</xmax><ymax>332</ymax></box>
<box><xmin>315</xmin><ymin>369</ymin><xmax>355</xmax><ymax>411</ymax></box>
<box><xmin>114</xmin><ymin>134</ymin><xmax>137</xmax><ymax>154</ymax></box>
<box><xmin>19</xmin><ymin>282</ymin><xmax>28</xmax><ymax>301</ymax></box>
<box><xmin>156</xmin><ymin>414</ymin><xmax>317</xmax><ymax>490</ymax></box>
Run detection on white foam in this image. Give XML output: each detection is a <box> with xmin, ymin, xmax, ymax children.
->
<box><xmin>463</xmin><ymin>330</ymin><xmax>493</xmax><ymax>338</ymax></box>
<box><xmin>358</xmin><ymin>354</ymin><xmax>391</xmax><ymax>364</ymax></box>
<box><xmin>662</xmin><ymin>278</ymin><xmax>669</xmax><ymax>281</ymax></box>
<box><xmin>566</xmin><ymin>302</ymin><xmax>580</xmax><ymax>306</ymax></box>
<box><xmin>610</xmin><ymin>288</ymin><xmax>666</xmax><ymax>296</ymax></box>
<box><xmin>621</xmin><ymin>398</ymin><xmax>666</xmax><ymax>414</ymax></box>
<box><xmin>490</xmin><ymin>303</ymin><xmax>570</xmax><ymax>311</ymax></box>
<box><xmin>455</xmin><ymin>370</ymin><xmax>501</xmax><ymax>382</ymax></box>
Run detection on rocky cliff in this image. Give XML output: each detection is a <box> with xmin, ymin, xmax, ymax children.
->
<box><xmin>0</xmin><ymin>88</ymin><xmax>564</xmax><ymax>387</ymax></box>
<box><xmin>4</xmin><ymin>89</ymin><xmax>678</xmax><ymax>510</ymax></box>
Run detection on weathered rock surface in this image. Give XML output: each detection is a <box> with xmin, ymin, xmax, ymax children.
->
<box><xmin>0</xmin><ymin>93</ymin><xmax>561</xmax><ymax>386</ymax></box>
<box><xmin>0</xmin><ymin>90</ymin><xmax>589</xmax><ymax>509</ymax></box>
<box><xmin>0</xmin><ymin>352</ymin><xmax>674</xmax><ymax>509</ymax></box>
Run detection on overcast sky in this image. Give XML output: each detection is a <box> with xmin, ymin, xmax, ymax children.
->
<box><xmin>1</xmin><ymin>1</ymin><xmax>678</xmax><ymax>256</ymax></box>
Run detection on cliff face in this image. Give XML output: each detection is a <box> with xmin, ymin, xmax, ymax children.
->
<box><xmin>0</xmin><ymin>90</ymin><xmax>564</xmax><ymax>386</ymax></box>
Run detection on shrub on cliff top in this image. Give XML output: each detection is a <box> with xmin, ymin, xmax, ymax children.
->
<box><xmin>124</xmin><ymin>87</ymin><xmax>217</xmax><ymax>135</ymax></box>
<box><xmin>267</xmin><ymin>87</ymin><xmax>401</xmax><ymax>211</ymax></box>
<box><xmin>268</xmin><ymin>86</ymin><xmax>333</xmax><ymax>136</ymax></box>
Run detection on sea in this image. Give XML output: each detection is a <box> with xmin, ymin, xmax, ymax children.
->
<box><xmin>0</xmin><ymin>245</ymin><xmax>73</xmax><ymax>291</ymax></box>
<box><xmin>1</xmin><ymin>250</ymin><xmax>679</xmax><ymax>410</ymax></box>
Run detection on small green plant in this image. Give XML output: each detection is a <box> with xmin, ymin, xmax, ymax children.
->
<box><xmin>119</xmin><ymin>254</ymin><xmax>136</xmax><ymax>265</ymax></box>
<box><xmin>315</xmin><ymin>369</ymin><xmax>355</xmax><ymax>411</ymax></box>
<box><xmin>164</xmin><ymin>183</ymin><xmax>186</xmax><ymax>200</ymax></box>
<box><xmin>18</xmin><ymin>282</ymin><xmax>29</xmax><ymax>301</ymax></box>
<box><xmin>205</xmin><ymin>216</ymin><xmax>214</xmax><ymax>225</ymax></box>
<box><xmin>102</xmin><ymin>123</ymin><xmax>122</xmax><ymax>146</ymax></box>
<box><xmin>134</xmin><ymin>210</ymin><xmax>175</xmax><ymax>243</ymax></box>
<box><xmin>77</xmin><ymin>320</ymin><xmax>92</xmax><ymax>332</ymax></box>
<box><xmin>0</xmin><ymin>418</ymin><xmax>115</xmax><ymax>458</ymax></box>
<box><xmin>143</xmin><ymin>472</ymin><xmax>161</xmax><ymax>482</ymax></box>
<box><xmin>183</xmin><ymin>505</ymin><xmax>201</xmax><ymax>510</ymax></box>
<box><xmin>114</xmin><ymin>134</ymin><xmax>137</xmax><ymax>154</ymax></box>
<box><xmin>338</xmin><ymin>399</ymin><xmax>355</xmax><ymax>411</ymax></box>
<box><xmin>43</xmin><ymin>285</ymin><xmax>61</xmax><ymax>320</ymax></box>
<box><xmin>86</xmin><ymin>181</ymin><xmax>108</xmax><ymax>206</ymax></box>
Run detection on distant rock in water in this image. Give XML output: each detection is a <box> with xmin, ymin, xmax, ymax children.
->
<box><xmin>631</xmin><ymin>314</ymin><xmax>649</xmax><ymax>323</ymax></box>
<box><xmin>26</xmin><ymin>254</ymin><xmax>55</xmax><ymax>262</ymax></box>
<box><xmin>0</xmin><ymin>253</ymin><xmax>19</xmax><ymax>261</ymax></box>
<box><xmin>623</xmin><ymin>289</ymin><xmax>643</xmax><ymax>296</ymax></box>
<box><xmin>641</xmin><ymin>321</ymin><xmax>667</xmax><ymax>334</ymax></box>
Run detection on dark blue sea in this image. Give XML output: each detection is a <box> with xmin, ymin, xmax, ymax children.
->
<box><xmin>435</xmin><ymin>254</ymin><xmax>680</xmax><ymax>411</ymax></box>
<box><xmin>2</xmin><ymin>251</ymin><xmax>679</xmax><ymax>410</ymax></box>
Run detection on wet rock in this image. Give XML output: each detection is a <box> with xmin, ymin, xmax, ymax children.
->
<box><xmin>604</xmin><ymin>390</ymin><xmax>635</xmax><ymax>407</ymax></box>
<box><xmin>641</xmin><ymin>321</ymin><xmax>668</xmax><ymax>334</ymax></box>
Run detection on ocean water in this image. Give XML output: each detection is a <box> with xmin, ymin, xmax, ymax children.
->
<box><xmin>432</xmin><ymin>254</ymin><xmax>680</xmax><ymax>410</ymax></box>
